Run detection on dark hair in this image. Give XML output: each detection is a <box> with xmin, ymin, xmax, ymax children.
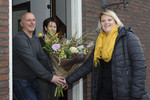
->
<box><xmin>43</xmin><ymin>17</ymin><xmax>59</xmax><ymax>34</ymax></box>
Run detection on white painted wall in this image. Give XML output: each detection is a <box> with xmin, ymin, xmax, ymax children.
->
<box><xmin>56</xmin><ymin>0</ymin><xmax>66</xmax><ymax>25</ymax></box>
<box><xmin>9</xmin><ymin>1</ymin><xmax>12</xmax><ymax>100</ymax></box>
<box><xmin>67</xmin><ymin>0</ymin><xmax>83</xmax><ymax>100</ymax></box>
<box><xmin>71</xmin><ymin>0</ymin><xmax>83</xmax><ymax>99</ymax></box>
<box><xmin>12</xmin><ymin>0</ymin><xmax>51</xmax><ymax>36</ymax></box>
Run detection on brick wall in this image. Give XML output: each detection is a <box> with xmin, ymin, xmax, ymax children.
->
<box><xmin>82</xmin><ymin>1</ymin><xmax>101</xmax><ymax>99</ymax></box>
<box><xmin>82</xmin><ymin>0</ymin><xmax>150</xmax><ymax>100</ymax></box>
<box><xmin>0</xmin><ymin>0</ymin><xmax>9</xmax><ymax>100</ymax></box>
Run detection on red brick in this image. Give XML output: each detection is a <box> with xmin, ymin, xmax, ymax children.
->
<box><xmin>91</xmin><ymin>1</ymin><xmax>99</xmax><ymax>5</ymax></box>
<box><xmin>0</xmin><ymin>20</ymin><xmax>8</xmax><ymax>26</ymax></box>
<box><xmin>0</xmin><ymin>41</ymin><xmax>9</xmax><ymax>46</ymax></box>
<box><xmin>0</xmin><ymin>95</ymin><xmax>9</xmax><ymax>100</ymax></box>
<box><xmin>86</xmin><ymin>13</ymin><xmax>93</xmax><ymax>17</ymax></box>
<box><xmin>0</xmin><ymin>14</ymin><xmax>9</xmax><ymax>20</ymax></box>
<box><xmin>0</xmin><ymin>81</ymin><xmax>9</xmax><ymax>88</ymax></box>
<box><xmin>84</xmin><ymin>8</ymin><xmax>96</xmax><ymax>13</ymax></box>
<box><xmin>0</xmin><ymin>34</ymin><xmax>9</xmax><ymax>40</ymax></box>
<box><xmin>85</xmin><ymin>3</ymin><xmax>93</xmax><ymax>8</ymax></box>
<box><xmin>0</xmin><ymin>68</ymin><xmax>9</xmax><ymax>74</ymax></box>
<box><xmin>0</xmin><ymin>1</ymin><xmax>9</xmax><ymax>6</ymax></box>
<box><xmin>1</xmin><ymin>48</ymin><xmax>8</xmax><ymax>54</ymax></box>
<box><xmin>0</xmin><ymin>88</ymin><xmax>9</xmax><ymax>95</ymax></box>
<box><xmin>0</xmin><ymin>48</ymin><xmax>8</xmax><ymax>54</ymax></box>
<box><xmin>0</xmin><ymin>54</ymin><xmax>9</xmax><ymax>60</ymax></box>
<box><xmin>0</xmin><ymin>61</ymin><xmax>9</xmax><ymax>67</ymax></box>
<box><xmin>0</xmin><ymin>7</ymin><xmax>8</xmax><ymax>13</ymax></box>
<box><xmin>0</xmin><ymin>27</ymin><xmax>9</xmax><ymax>33</ymax></box>
<box><xmin>0</xmin><ymin>74</ymin><xmax>8</xmax><ymax>81</ymax></box>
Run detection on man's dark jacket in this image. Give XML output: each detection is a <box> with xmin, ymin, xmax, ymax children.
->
<box><xmin>13</xmin><ymin>31</ymin><xmax>53</xmax><ymax>81</ymax></box>
<box><xmin>66</xmin><ymin>27</ymin><xmax>149</xmax><ymax>100</ymax></box>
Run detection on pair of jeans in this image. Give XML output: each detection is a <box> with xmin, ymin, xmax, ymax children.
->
<box><xmin>13</xmin><ymin>80</ymin><xmax>41</xmax><ymax>100</ymax></box>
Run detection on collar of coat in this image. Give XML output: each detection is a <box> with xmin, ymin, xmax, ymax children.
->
<box><xmin>116</xmin><ymin>26</ymin><xmax>134</xmax><ymax>42</ymax></box>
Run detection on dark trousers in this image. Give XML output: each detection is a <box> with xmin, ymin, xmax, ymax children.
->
<box><xmin>37</xmin><ymin>78</ymin><xmax>59</xmax><ymax>100</ymax></box>
<box><xmin>13</xmin><ymin>80</ymin><xmax>41</xmax><ymax>100</ymax></box>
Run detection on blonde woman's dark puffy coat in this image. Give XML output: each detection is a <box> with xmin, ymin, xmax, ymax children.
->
<box><xmin>66</xmin><ymin>27</ymin><xmax>149</xmax><ymax>100</ymax></box>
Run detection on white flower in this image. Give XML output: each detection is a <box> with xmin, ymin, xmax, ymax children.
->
<box><xmin>69</xmin><ymin>47</ymin><xmax>79</xmax><ymax>53</ymax></box>
<box><xmin>87</xmin><ymin>41</ymin><xmax>94</xmax><ymax>48</ymax></box>
<box><xmin>77</xmin><ymin>45</ymin><xmax>84</xmax><ymax>51</ymax></box>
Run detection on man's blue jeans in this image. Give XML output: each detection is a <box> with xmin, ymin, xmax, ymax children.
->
<box><xmin>13</xmin><ymin>80</ymin><xmax>41</xmax><ymax>100</ymax></box>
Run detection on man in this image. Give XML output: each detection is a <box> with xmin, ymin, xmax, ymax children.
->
<box><xmin>13</xmin><ymin>12</ymin><xmax>65</xmax><ymax>100</ymax></box>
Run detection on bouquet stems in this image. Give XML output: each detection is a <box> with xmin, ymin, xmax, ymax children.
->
<box><xmin>54</xmin><ymin>85</ymin><xmax>64</xmax><ymax>97</ymax></box>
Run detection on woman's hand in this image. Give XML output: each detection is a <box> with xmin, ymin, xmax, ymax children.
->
<box><xmin>62</xmin><ymin>79</ymin><xmax>69</xmax><ymax>90</ymax></box>
<box><xmin>63</xmin><ymin>83</ymin><xmax>68</xmax><ymax>90</ymax></box>
<box><xmin>51</xmin><ymin>75</ymin><xmax>66</xmax><ymax>86</ymax></box>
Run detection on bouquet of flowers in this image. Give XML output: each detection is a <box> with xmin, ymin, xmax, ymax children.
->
<box><xmin>39</xmin><ymin>30</ymin><xmax>94</xmax><ymax>97</ymax></box>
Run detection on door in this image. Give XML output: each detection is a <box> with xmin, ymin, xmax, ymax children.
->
<box><xmin>12</xmin><ymin>1</ymin><xmax>30</xmax><ymax>37</ymax></box>
<box><xmin>12</xmin><ymin>10</ymin><xmax>27</xmax><ymax>37</ymax></box>
<box><xmin>54</xmin><ymin>0</ymin><xmax>83</xmax><ymax>100</ymax></box>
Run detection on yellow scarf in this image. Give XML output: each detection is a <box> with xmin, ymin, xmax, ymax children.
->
<box><xmin>93</xmin><ymin>25</ymin><xmax>119</xmax><ymax>67</ymax></box>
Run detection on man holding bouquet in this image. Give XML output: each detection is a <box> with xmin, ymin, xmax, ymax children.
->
<box><xmin>13</xmin><ymin>12</ymin><xmax>66</xmax><ymax>100</ymax></box>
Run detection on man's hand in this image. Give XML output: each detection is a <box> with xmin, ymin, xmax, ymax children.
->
<box><xmin>51</xmin><ymin>75</ymin><xmax>66</xmax><ymax>86</ymax></box>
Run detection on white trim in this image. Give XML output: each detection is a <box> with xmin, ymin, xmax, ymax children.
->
<box><xmin>72</xmin><ymin>79</ymin><xmax>83</xmax><ymax>100</ymax></box>
<box><xmin>71</xmin><ymin>0</ymin><xmax>83</xmax><ymax>100</ymax></box>
<box><xmin>71</xmin><ymin>0</ymin><xmax>82</xmax><ymax>38</ymax></box>
<box><xmin>9</xmin><ymin>0</ymin><xmax>13</xmax><ymax>100</ymax></box>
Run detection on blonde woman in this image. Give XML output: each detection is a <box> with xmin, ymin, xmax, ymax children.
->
<box><xmin>65</xmin><ymin>10</ymin><xmax>149</xmax><ymax>100</ymax></box>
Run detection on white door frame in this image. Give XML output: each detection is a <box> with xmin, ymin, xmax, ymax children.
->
<box><xmin>71</xmin><ymin>1</ymin><xmax>83</xmax><ymax>100</ymax></box>
<box><xmin>67</xmin><ymin>0</ymin><xmax>83</xmax><ymax>100</ymax></box>
<box><xmin>9</xmin><ymin>0</ymin><xmax>12</xmax><ymax>100</ymax></box>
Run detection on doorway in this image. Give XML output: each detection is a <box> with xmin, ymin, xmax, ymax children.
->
<box><xmin>12</xmin><ymin>0</ymin><xmax>83</xmax><ymax>100</ymax></box>
<box><xmin>52</xmin><ymin>0</ymin><xmax>67</xmax><ymax>37</ymax></box>
<box><xmin>12</xmin><ymin>1</ymin><xmax>30</xmax><ymax>37</ymax></box>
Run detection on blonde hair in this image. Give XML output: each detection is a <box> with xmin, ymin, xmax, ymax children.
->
<box><xmin>98</xmin><ymin>9</ymin><xmax>124</xmax><ymax>32</ymax></box>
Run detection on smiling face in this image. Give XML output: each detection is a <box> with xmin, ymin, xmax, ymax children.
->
<box><xmin>20</xmin><ymin>13</ymin><xmax>36</xmax><ymax>35</ymax></box>
<box><xmin>100</xmin><ymin>15</ymin><xmax>117</xmax><ymax>35</ymax></box>
<box><xmin>45</xmin><ymin>21</ymin><xmax>57</xmax><ymax>36</ymax></box>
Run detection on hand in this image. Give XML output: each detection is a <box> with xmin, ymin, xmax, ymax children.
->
<box><xmin>51</xmin><ymin>75</ymin><xmax>66</xmax><ymax>86</ymax></box>
<box><xmin>62</xmin><ymin>79</ymin><xmax>68</xmax><ymax>90</ymax></box>
<box><xmin>63</xmin><ymin>83</ymin><xmax>68</xmax><ymax>90</ymax></box>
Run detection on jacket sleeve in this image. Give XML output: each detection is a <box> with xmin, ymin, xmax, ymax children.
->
<box><xmin>127</xmin><ymin>32</ymin><xmax>146</xmax><ymax>98</ymax></box>
<box><xmin>13</xmin><ymin>36</ymin><xmax>53</xmax><ymax>81</ymax></box>
<box><xmin>66</xmin><ymin>50</ymin><xmax>94</xmax><ymax>85</ymax></box>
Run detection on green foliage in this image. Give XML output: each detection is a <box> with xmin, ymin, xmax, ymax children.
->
<box><xmin>64</xmin><ymin>48</ymin><xmax>73</xmax><ymax>58</ymax></box>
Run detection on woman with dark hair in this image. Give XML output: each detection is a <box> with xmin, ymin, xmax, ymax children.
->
<box><xmin>40</xmin><ymin>17</ymin><xmax>59</xmax><ymax>47</ymax></box>
<box><xmin>38</xmin><ymin>17</ymin><xmax>61</xmax><ymax>100</ymax></box>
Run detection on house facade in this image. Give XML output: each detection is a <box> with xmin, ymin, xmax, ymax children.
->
<box><xmin>0</xmin><ymin>0</ymin><xmax>9</xmax><ymax>99</ymax></box>
<box><xmin>0</xmin><ymin>0</ymin><xmax>150</xmax><ymax>100</ymax></box>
